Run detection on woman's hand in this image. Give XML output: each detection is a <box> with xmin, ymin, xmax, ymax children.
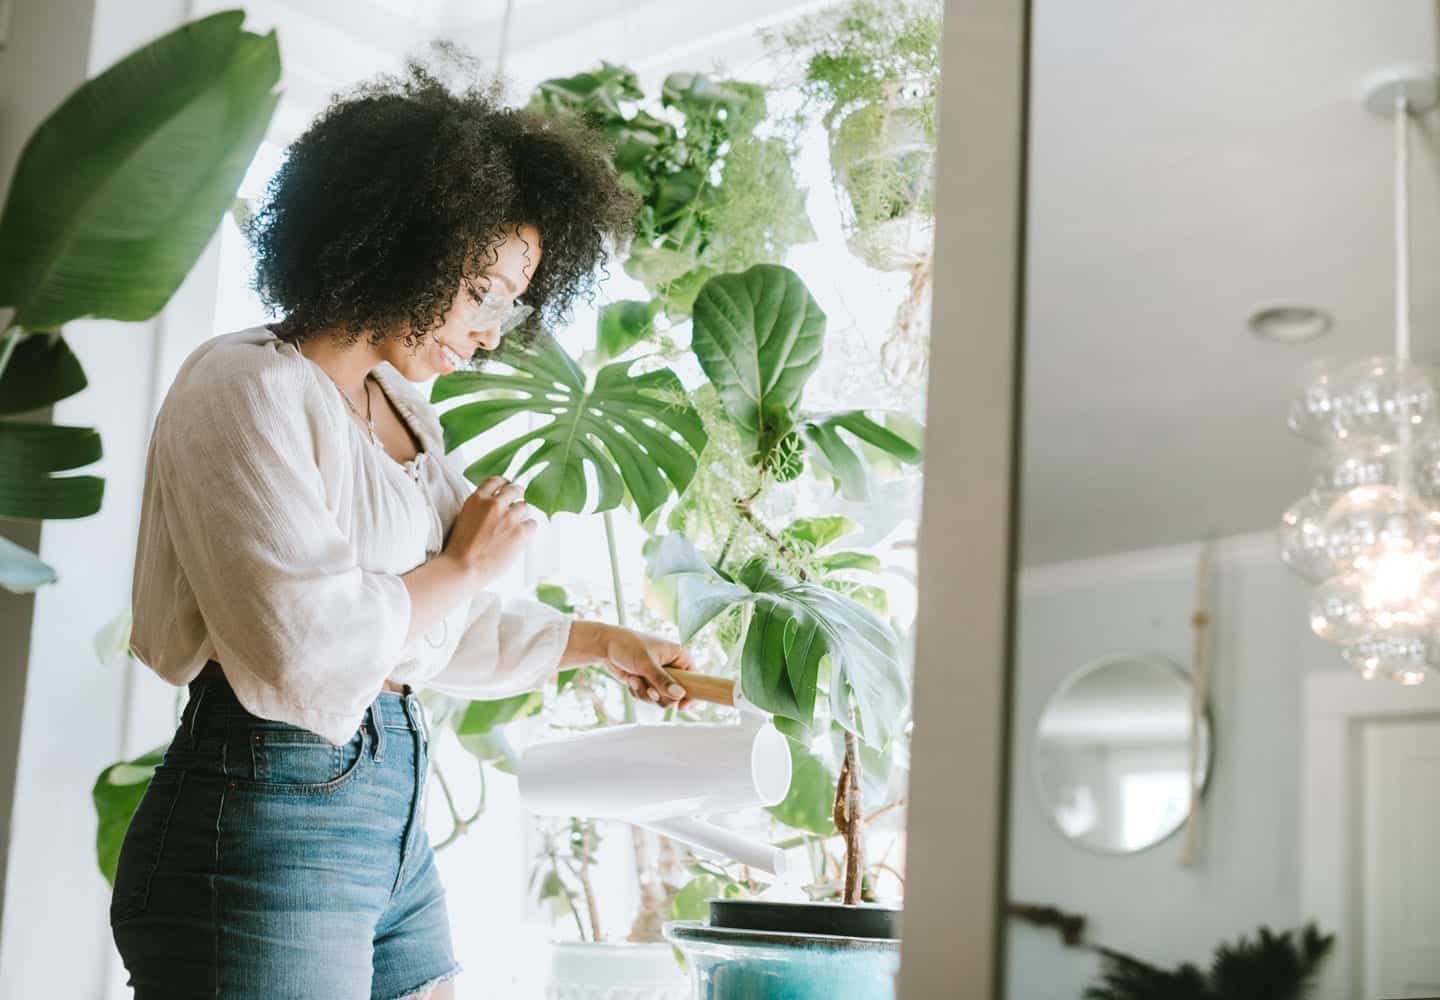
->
<box><xmin>586</xmin><ymin>623</ymin><xmax>696</xmax><ymax>709</ymax></box>
<box><xmin>441</xmin><ymin>476</ymin><xmax>534</xmax><ymax>586</ymax></box>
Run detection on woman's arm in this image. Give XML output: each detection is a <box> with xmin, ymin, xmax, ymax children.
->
<box><xmin>557</xmin><ymin>620</ymin><xmax>692</xmax><ymax>705</ymax></box>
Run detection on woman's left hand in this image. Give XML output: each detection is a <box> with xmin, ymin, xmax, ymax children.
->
<box><xmin>600</xmin><ymin>627</ymin><xmax>696</xmax><ymax>710</ymax></box>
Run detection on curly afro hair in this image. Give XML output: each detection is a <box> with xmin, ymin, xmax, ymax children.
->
<box><xmin>247</xmin><ymin>59</ymin><xmax>639</xmax><ymax>353</ymax></box>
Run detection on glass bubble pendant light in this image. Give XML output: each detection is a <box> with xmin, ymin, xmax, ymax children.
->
<box><xmin>1280</xmin><ymin>72</ymin><xmax>1440</xmax><ymax>686</ymax></box>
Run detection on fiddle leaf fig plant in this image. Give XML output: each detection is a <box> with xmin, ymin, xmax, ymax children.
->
<box><xmin>689</xmin><ymin>264</ymin><xmax>825</xmax><ymax>468</ymax></box>
<box><xmin>0</xmin><ymin>9</ymin><xmax>280</xmax><ymax>591</ymax></box>
<box><xmin>432</xmin><ymin>329</ymin><xmax>706</xmax><ymax>521</ymax></box>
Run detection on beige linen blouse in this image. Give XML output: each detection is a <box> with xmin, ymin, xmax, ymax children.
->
<box><xmin>129</xmin><ymin>325</ymin><xmax>574</xmax><ymax>746</ymax></box>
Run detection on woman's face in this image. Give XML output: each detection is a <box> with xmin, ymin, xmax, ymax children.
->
<box><xmin>383</xmin><ymin>222</ymin><xmax>541</xmax><ymax>380</ymax></box>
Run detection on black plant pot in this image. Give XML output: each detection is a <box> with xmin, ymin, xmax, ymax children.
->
<box><xmin>665</xmin><ymin>899</ymin><xmax>903</xmax><ymax>1000</ymax></box>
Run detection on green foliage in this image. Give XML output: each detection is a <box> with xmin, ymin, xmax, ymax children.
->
<box><xmin>92</xmin><ymin>746</ymin><xmax>166</xmax><ymax>886</ymax></box>
<box><xmin>797</xmin><ymin>410</ymin><xmax>923</xmax><ymax>502</ymax></box>
<box><xmin>1083</xmin><ymin>923</ymin><xmax>1335</xmax><ymax>1000</ymax></box>
<box><xmin>0</xmin><ymin>10</ymin><xmax>280</xmax><ymax>588</ymax></box>
<box><xmin>690</xmin><ymin>264</ymin><xmax>826</xmax><ymax>468</ymax></box>
<box><xmin>769</xmin><ymin>0</ymin><xmax>942</xmax><ymax>137</ymax></box>
<box><xmin>529</xmin><ymin>62</ymin><xmax>813</xmax><ymax>323</ymax></box>
<box><xmin>767</xmin><ymin>737</ymin><xmax>836</xmax><ymax>835</ymax></box>
<box><xmin>432</xmin><ymin>328</ymin><xmax>706</xmax><ymax>521</ymax></box>
<box><xmin>766</xmin><ymin>0</ymin><xmax>940</xmax><ymax>246</ymax></box>
<box><xmin>643</xmin><ymin>532</ymin><xmax>907</xmax><ymax>747</ymax></box>
<box><xmin>596</xmin><ymin>299</ymin><xmax>661</xmax><ymax>362</ymax></box>
<box><xmin>0</xmin><ymin>10</ymin><xmax>281</xmax><ymax>327</ymax></box>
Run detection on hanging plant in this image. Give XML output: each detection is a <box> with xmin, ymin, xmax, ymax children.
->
<box><xmin>765</xmin><ymin>0</ymin><xmax>942</xmax><ymax>388</ymax></box>
<box><xmin>529</xmin><ymin>62</ymin><xmax>815</xmax><ymax>326</ymax></box>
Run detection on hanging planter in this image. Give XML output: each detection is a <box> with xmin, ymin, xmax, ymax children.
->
<box><xmin>829</xmin><ymin>78</ymin><xmax>936</xmax><ymax>274</ymax></box>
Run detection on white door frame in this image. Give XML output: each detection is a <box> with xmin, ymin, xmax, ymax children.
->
<box><xmin>1301</xmin><ymin>670</ymin><xmax>1440</xmax><ymax>1000</ymax></box>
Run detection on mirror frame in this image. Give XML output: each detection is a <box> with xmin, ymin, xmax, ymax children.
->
<box><xmin>1030</xmin><ymin>652</ymin><xmax>1217</xmax><ymax>856</ymax></box>
<box><xmin>898</xmin><ymin>0</ymin><xmax>1029</xmax><ymax>997</ymax></box>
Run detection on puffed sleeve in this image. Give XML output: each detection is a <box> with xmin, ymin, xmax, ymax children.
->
<box><xmin>421</xmin><ymin>591</ymin><xmax>574</xmax><ymax>701</ymax></box>
<box><xmin>145</xmin><ymin>355</ymin><xmax>412</xmax><ymax>744</ymax></box>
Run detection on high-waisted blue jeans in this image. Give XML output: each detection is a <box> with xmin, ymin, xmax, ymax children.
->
<box><xmin>109</xmin><ymin>667</ymin><xmax>462</xmax><ymax>999</ymax></box>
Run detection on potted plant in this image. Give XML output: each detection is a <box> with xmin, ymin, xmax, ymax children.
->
<box><xmin>0</xmin><ymin>10</ymin><xmax>280</xmax><ymax>592</ymax></box>
<box><xmin>763</xmin><ymin>0</ymin><xmax>942</xmax><ymax>388</ymax></box>
<box><xmin>431</xmin><ymin>259</ymin><xmax>922</xmax><ymax>999</ymax></box>
<box><xmin>1083</xmin><ymin>922</ymin><xmax>1335</xmax><ymax>1000</ymax></box>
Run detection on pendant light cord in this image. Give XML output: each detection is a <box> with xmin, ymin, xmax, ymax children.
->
<box><xmin>1395</xmin><ymin>95</ymin><xmax>1412</xmax><ymax>363</ymax></box>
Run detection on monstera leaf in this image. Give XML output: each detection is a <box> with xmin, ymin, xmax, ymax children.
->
<box><xmin>432</xmin><ymin>329</ymin><xmax>706</xmax><ymax>520</ymax></box>
<box><xmin>643</xmin><ymin>532</ymin><xmax>907</xmax><ymax>748</ymax></box>
<box><xmin>690</xmin><ymin>264</ymin><xmax>825</xmax><ymax>467</ymax></box>
<box><xmin>795</xmin><ymin>410</ymin><xmax>923</xmax><ymax>501</ymax></box>
<box><xmin>0</xmin><ymin>11</ymin><xmax>281</xmax><ymax>327</ymax></box>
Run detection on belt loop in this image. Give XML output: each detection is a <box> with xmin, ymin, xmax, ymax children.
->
<box><xmin>370</xmin><ymin>698</ymin><xmax>386</xmax><ymax>762</ymax></box>
<box><xmin>184</xmin><ymin>684</ymin><xmax>208</xmax><ymax>741</ymax></box>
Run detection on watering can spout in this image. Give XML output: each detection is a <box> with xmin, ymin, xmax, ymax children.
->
<box><xmin>643</xmin><ymin>816</ymin><xmax>788</xmax><ymax>876</ymax></box>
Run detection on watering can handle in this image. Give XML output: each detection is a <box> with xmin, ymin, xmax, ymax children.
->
<box><xmin>667</xmin><ymin>671</ymin><xmax>736</xmax><ymax>706</ymax></box>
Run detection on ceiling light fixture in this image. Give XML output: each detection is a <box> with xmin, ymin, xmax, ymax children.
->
<box><xmin>1248</xmin><ymin>305</ymin><xmax>1332</xmax><ymax>343</ymax></box>
<box><xmin>1278</xmin><ymin>69</ymin><xmax>1440</xmax><ymax>686</ymax></box>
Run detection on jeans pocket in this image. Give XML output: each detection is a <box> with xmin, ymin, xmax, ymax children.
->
<box><xmin>247</xmin><ymin>725</ymin><xmax>367</xmax><ymax>793</ymax></box>
<box><xmin>109</xmin><ymin>766</ymin><xmax>185</xmax><ymax>927</ymax></box>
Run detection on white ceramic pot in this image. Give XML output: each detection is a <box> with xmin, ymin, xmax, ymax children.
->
<box><xmin>545</xmin><ymin>941</ymin><xmax>690</xmax><ymax>1000</ymax></box>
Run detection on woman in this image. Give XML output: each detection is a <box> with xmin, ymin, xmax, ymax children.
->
<box><xmin>112</xmin><ymin>65</ymin><xmax>694</xmax><ymax>999</ymax></box>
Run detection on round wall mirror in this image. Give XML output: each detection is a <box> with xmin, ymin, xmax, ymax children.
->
<box><xmin>1033</xmin><ymin>653</ymin><xmax>1213</xmax><ymax>855</ymax></box>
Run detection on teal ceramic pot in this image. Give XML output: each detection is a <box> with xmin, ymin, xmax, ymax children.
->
<box><xmin>665</xmin><ymin>902</ymin><xmax>901</xmax><ymax>1000</ymax></box>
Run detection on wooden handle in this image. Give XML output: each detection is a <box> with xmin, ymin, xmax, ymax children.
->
<box><xmin>667</xmin><ymin>672</ymin><xmax>735</xmax><ymax>706</ymax></box>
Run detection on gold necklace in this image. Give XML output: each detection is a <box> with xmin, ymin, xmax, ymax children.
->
<box><xmin>333</xmin><ymin>373</ymin><xmax>378</xmax><ymax>445</ymax></box>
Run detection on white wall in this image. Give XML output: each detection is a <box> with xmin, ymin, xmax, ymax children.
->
<box><xmin>1004</xmin><ymin>532</ymin><xmax>1342</xmax><ymax>999</ymax></box>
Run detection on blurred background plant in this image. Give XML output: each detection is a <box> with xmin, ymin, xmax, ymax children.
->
<box><xmin>0</xmin><ymin>10</ymin><xmax>279</xmax><ymax>593</ymax></box>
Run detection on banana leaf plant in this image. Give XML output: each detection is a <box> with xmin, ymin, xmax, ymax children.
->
<box><xmin>0</xmin><ymin>10</ymin><xmax>280</xmax><ymax>592</ymax></box>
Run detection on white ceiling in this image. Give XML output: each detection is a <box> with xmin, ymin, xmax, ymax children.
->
<box><xmin>1021</xmin><ymin>0</ymin><xmax>1440</xmax><ymax>566</ymax></box>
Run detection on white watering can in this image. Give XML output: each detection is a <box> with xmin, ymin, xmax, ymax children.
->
<box><xmin>516</xmin><ymin>673</ymin><xmax>794</xmax><ymax>875</ymax></box>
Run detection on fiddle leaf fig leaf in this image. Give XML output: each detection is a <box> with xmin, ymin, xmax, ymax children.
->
<box><xmin>432</xmin><ymin>329</ymin><xmax>706</xmax><ymax>521</ymax></box>
<box><xmin>690</xmin><ymin>264</ymin><xmax>825</xmax><ymax>467</ymax></box>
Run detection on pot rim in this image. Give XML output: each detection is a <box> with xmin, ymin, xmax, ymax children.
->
<box><xmin>663</xmin><ymin>919</ymin><xmax>902</xmax><ymax>953</ymax></box>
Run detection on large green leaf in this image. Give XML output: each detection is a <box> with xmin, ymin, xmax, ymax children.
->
<box><xmin>797</xmin><ymin>410</ymin><xmax>924</xmax><ymax>502</ymax></box>
<box><xmin>641</xmin><ymin>532</ymin><xmax>750</xmax><ymax>643</ymax></box>
<box><xmin>0</xmin><ymin>10</ymin><xmax>281</xmax><ymax>326</ymax></box>
<box><xmin>0</xmin><ymin>421</ymin><xmax>103</xmax><ymax>519</ymax></box>
<box><xmin>0</xmin><ymin>332</ymin><xmax>87</xmax><ymax>414</ymax></box>
<box><xmin>690</xmin><ymin>264</ymin><xmax>825</xmax><ymax>466</ymax></box>
<box><xmin>767</xmin><ymin>736</ymin><xmax>836</xmax><ymax>836</ymax></box>
<box><xmin>645</xmin><ymin>533</ymin><xmax>908</xmax><ymax>747</ymax></box>
<box><xmin>432</xmin><ymin>329</ymin><xmax>706</xmax><ymax>520</ymax></box>
<box><xmin>92</xmin><ymin>746</ymin><xmax>166</xmax><ymax>886</ymax></box>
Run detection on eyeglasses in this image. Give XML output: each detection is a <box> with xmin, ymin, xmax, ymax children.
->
<box><xmin>466</xmin><ymin>287</ymin><xmax>534</xmax><ymax>335</ymax></box>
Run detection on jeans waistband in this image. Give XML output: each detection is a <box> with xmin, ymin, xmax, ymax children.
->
<box><xmin>185</xmin><ymin>661</ymin><xmax>426</xmax><ymax>738</ymax></box>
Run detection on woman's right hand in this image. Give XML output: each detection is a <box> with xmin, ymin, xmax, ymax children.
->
<box><xmin>441</xmin><ymin>476</ymin><xmax>536</xmax><ymax>585</ymax></box>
